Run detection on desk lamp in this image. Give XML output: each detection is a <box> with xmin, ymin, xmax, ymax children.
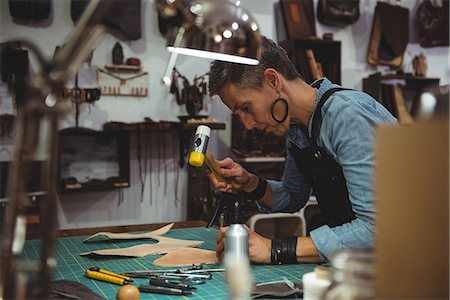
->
<box><xmin>158</xmin><ymin>0</ymin><xmax>262</xmax><ymax>84</ymax></box>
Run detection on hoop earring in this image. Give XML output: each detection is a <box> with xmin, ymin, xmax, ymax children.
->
<box><xmin>271</xmin><ymin>97</ymin><xmax>288</xmax><ymax>123</ymax></box>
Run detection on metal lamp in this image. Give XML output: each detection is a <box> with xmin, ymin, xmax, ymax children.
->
<box><xmin>166</xmin><ymin>0</ymin><xmax>262</xmax><ymax>65</ymax></box>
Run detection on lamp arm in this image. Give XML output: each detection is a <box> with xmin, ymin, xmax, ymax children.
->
<box><xmin>0</xmin><ymin>1</ymin><xmax>116</xmax><ymax>299</ymax></box>
<box><xmin>51</xmin><ymin>0</ymin><xmax>112</xmax><ymax>85</ymax></box>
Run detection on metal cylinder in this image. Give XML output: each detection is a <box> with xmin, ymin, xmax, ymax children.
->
<box><xmin>225</xmin><ymin>224</ymin><xmax>249</xmax><ymax>263</ymax></box>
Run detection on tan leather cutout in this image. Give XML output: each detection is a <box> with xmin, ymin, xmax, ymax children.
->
<box><xmin>80</xmin><ymin>237</ymin><xmax>203</xmax><ymax>257</ymax></box>
<box><xmin>80</xmin><ymin>223</ymin><xmax>204</xmax><ymax>257</ymax></box>
<box><xmin>153</xmin><ymin>247</ymin><xmax>219</xmax><ymax>266</ymax></box>
<box><xmin>83</xmin><ymin>223</ymin><xmax>174</xmax><ymax>242</ymax></box>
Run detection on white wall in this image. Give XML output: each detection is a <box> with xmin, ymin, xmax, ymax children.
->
<box><xmin>1</xmin><ymin>0</ymin><xmax>448</xmax><ymax>229</ymax></box>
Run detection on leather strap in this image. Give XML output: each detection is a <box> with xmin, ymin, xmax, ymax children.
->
<box><xmin>271</xmin><ymin>237</ymin><xmax>298</xmax><ymax>264</ymax></box>
<box><xmin>242</xmin><ymin>175</ymin><xmax>267</xmax><ymax>201</ymax></box>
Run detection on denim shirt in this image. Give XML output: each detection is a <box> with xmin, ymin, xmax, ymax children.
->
<box><xmin>257</xmin><ymin>78</ymin><xmax>397</xmax><ymax>261</ymax></box>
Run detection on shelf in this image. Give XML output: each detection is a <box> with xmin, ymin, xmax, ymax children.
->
<box><xmin>279</xmin><ymin>38</ymin><xmax>341</xmax><ymax>84</ymax></box>
<box><xmin>59</xmin><ymin>128</ymin><xmax>130</xmax><ymax>193</ymax></box>
<box><xmin>102</xmin><ymin>121</ymin><xmax>226</xmax><ymax>131</ymax></box>
<box><xmin>362</xmin><ymin>73</ymin><xmax>440</xmax><ymax>120</ymax></box>
<box><xmin>104</xmin><ymin>64</ymin><xmax>142</xmax><ymax>73</ymax></box>
<box><xmin>102</xmin><ymin>120</ymin><xmax>226</xmax><ymax>168</ymax></box>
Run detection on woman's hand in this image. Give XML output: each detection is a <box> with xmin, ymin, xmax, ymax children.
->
<box><xmin>209</xmin><ymin>157</ymin><xmax>258</xmax><ymax>194</ymax></box>
<box><xmin>216</xmin><ymin>225</ymin><xmax>271</xmax><ymax>264</ymax></box>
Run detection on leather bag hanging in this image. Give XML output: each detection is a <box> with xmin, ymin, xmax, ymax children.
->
<box><xmin>317</xmin><ymin>0</ymin><xmax>360</xmax><ymax>27</ymax></box>
<box><xmin>367</xmin><ymin>2</ymin><xmax>409</xmax><ymax>67</ymax></box>
<box><xmin>71</xmin><ymin>0</ymin><xmax>142</xmax><ymax>41</ymax></box>
<box><xmin>8</xmin><ymin>0</ymin><xmax>51</xmax><ymax>20</ymax></box>
<box><xmin>416</xmin><ymin>0</ymin><xmax>449</xmax><ymax>48</ymax></box>
<box><xmin>280</xmin><ymin>0</ymin><xmax>316</xmax><ymax>39</ymax></box>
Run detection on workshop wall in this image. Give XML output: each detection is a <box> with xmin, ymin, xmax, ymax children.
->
<box><xmin>1</xmin><ymin>0</ymin><xmax>448</xmax><ymax>230</ymax></box>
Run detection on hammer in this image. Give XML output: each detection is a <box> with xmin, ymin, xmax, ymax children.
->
<box><xmin>188</xmin><ymin>125</ymin><xmax>229</xmax><ymax>184</ymax></box>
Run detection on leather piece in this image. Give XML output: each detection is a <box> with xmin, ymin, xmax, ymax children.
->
<box><xmin>80</xmin><ymin>223</ymin><xmax>204</xmax><ymax>258</ymax></box>
<box><xmin>70</xmin><ymin>0</ymin><xmax>142</xmax><ymax>40</ymax></box>
<box><xmin>48</xmin><ymin>280</ymin><xmax>105</xmax><ymax>300</ymax></box>
<box><xmin>9</xmin><ymin>0</ymin><xmax>51</xmax><ymax>20</ymax></box>
<box><xmin>83</xmin><ymin>223</ymin><xmax>174</xmax><ymax>242</ymax></box>
<box><xmin>378</xmin><ymin>2</ymin><xmax>409</xmax><ymax>58</ymax></box>
<box><xmin>252</xmin><ymin>281</ymin><xmax>302</xmax><ymax>299</ymax></box>
<box><xmin>317</xmin><ymin>0</ymin><xmax>360</xmax><ymax>27</ymax></box>
<box><xmin>80</xmin><ymin>237</ymin><xmax>203</xmax><ymax>257</ymax></box>
<box><xmin>280</xmin><ymin>0</ymin><xmax>316</xmax><ymax>38</ymax></box>
<box><xmin>367</xmin><ymin>2</ymin><xmax>409</xmax><ymax>67</ymax></box>
<box><xmin>153</xmin><ymin>247</ymin><xmax>219</xmax><ymax>266</ymax></box>
<box><xmin>416</xmin><ymin>0</ymin><xmax>449</xmax><ymax>47</ymax></box>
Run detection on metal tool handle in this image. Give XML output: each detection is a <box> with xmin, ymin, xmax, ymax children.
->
<box><xmin>149</xmin><ymin>278</ymin><xmax>195</xmax><ymax>291</ymax></box>
<box><xmin>139</xmin><ymin>285</ymin><xmax>191</xmax><ymax>296</ymax></box>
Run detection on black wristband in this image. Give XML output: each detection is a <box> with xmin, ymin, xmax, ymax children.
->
<box><xmin>243</xmin><ymin>175</ymin><xmax>267</xmax><ymax>200</ymax></box>
<box><xmin>271</xmin><ymin>237</ymin><xmax>298</xmax><ymax>265</ymax></box>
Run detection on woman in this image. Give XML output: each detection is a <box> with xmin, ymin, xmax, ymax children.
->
<box><xmin>208</xmin><ymin>36</ymin><xmax>397</xmax><ymax>263</ymax></box>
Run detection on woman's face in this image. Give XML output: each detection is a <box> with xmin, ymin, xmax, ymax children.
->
<box><xmin>218</xmin><ymin>81</ymin><xmax>290</xmax><ymax>136</ymax></box>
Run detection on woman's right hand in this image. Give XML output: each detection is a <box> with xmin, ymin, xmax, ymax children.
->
<box><xmin>216</xmin><ymin>225</ymin><xmax>271</xmax><ymax>264</ymax></box>
<box><xmin>208</xmin><ymin>157</ymin><xmax>258</xmax><ymax>194</ymax></box>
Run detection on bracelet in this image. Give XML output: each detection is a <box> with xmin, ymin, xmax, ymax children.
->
<box><xmin>271</xmin><ymin>237</ymin><xmax>298</xmax><ymax>265</ymax></box>
<box><xmin>243</xmin><ymin>175</ymin><xmax>267</xmax><ymax>200</ymax></box>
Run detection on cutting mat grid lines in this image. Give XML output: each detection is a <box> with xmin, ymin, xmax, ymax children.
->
<box><xmin>23</xmin><ymin>226</ymin><xmax>316</xmax><ymax>299</ymax></box>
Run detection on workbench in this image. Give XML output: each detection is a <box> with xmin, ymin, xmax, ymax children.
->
<box><xmin>23</xmin><ymin>221</ymin><xmax>317</xmax><ymax>299</ymax></box>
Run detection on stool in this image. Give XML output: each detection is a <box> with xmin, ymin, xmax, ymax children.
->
<box><xmin>247</xmin><ymin>195</ymin><xmax>318</xmax><ymax>237</ymax></box>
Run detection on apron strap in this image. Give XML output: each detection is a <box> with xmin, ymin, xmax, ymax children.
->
<box><xmin>311</xmin><ymin>87</ymin><xmax>353</xmax><ymax>150</ymax></box>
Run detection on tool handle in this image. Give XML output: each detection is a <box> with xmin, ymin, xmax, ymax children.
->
<box><xmin>86</xmin><ymin>269</ymin><xmax>125</xmax><ymax>285</ymax></box>
<box><xmin>205</xmin><ymin>150</ymin><xmax>228</xmax><ymax>184</ymax></box>
<box><xmin>139</xmin><ymin>285</ymin><xmax>191</xmax><ymax>295</ymax></box>
<box><xmin>98</xmin><ymin>268</ymin><xmax>132</xmax><ymax>282</ymax></box>
<box><xmin>149</xmin><ymin>278</ymin><xmax>195</xmax><ymax>290</ymax></box>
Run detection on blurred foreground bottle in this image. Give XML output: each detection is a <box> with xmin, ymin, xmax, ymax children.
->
<box><xmin>224</xmin><ymin>195</ymin><xmax>251</xmax><ymax>300</ymax></box>
<box><xmin>323</xmin><ymin>249</ymin><xmax>375</xmax><ymax>300</ymax></box>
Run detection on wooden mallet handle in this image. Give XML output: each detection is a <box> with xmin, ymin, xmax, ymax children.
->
<box><xmin>205</xmin><ymin>149</ymin><xmax>229</xmax><ymax>184</ymax></box>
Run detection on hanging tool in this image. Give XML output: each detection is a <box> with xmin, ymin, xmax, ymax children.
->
<box><xmin>148</xmin><ymin>126</ymin><xmax>153</xmax><ymax>204</ymax></box>
<box><xmin>161</xmin><ymin>123</ymin><xmax>167</xmax><ymax>196</ymax></box>
<box><xmin>172</xmin><ymin>129</ymin><xmax>179</xmax><ymax>206</ymax></box>
<box><xmin>86</xmin><ymin>267</ymin><xmax>133</xmax><ymax>285</ymax></box>
<box><xmin>157</xmin><ymin>123</ymin><xmax>161</xmax><ymax>187</ymax></box>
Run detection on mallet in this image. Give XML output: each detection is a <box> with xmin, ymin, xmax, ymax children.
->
<box><xmin>188</xmin><ymin>125</ymin><xmax>229</xmax><ymax>184</ymax></box>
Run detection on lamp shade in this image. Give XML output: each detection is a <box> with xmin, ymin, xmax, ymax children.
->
<box><xmin>166</xmin><ymin>0</ymin><xmax>261</xmax><ymax>65</ymax></box>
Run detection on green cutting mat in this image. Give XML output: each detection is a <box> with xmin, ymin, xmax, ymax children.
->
<box><xmin>23</xmin><ymin>226</ymin><xmax>317</xmax><ymax>299</ymax></box>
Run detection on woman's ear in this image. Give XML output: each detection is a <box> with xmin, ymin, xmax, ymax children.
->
<box><xmin>264</xmin><ymin>68</ymin><xmax>281</xmax><ymax>90</ymax></box>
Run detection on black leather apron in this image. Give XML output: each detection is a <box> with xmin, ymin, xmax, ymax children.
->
<box><xmin>289</xmin><ymin>87</ymin><xmax>356</xmax><ymax>230</ymax></box>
